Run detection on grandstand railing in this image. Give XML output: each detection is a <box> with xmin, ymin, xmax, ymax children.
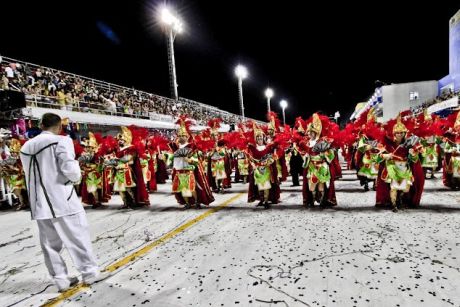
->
<box><xmin>24</xmin><ymin>94</ymin><xmax>171</xmax><ymax>121</ymax></box>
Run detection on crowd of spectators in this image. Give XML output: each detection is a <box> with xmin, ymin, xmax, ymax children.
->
<box><xmin>0</xmin><ymin>56</ymin><xmax>243</xmax><ymax>125</ymax></box>
<box><xmin>410</xmin><ymin>89</ymin><xmax>459</xmax><ymax>115</ymax></box>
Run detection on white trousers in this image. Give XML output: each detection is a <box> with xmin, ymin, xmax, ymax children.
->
<box><xmin>36</xmin><ymin>212</ymin><xmax>99</xmax><ymax>286</ymax></box>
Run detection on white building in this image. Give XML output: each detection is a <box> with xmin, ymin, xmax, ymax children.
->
<box><xmin>350</xmin><ymin>81</ymin><xmax>438</xmax><ymax>122</ymax></box>
<box><xmin>380</xmin><ymin>80</ymin><xmax>438</xmax><ymax>121</ymax></box>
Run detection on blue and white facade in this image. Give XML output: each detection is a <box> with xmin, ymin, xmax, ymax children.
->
<box><xmin>439</xmin><ymin>9</ymin><xmax>460</xmax><ymax>94</ymax></box>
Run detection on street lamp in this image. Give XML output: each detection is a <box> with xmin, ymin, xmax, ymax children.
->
<box><xmin>160</xmin><ymin>7</ymin><xmax>183</xmax><ymax>101</ymax></box>
<box><xmin>264</xmin><ymin>88</ymin><xmax>274</xmax><ymax>113</ymax></box>
<box><xmin>280</xmin><ymin>99</ymin><xmax>288</xmax><ymax>125</ymax></box>
<box><xmin>235</xmin><ymin>65</ymin><xmax>248</xmax><ymax>119</ymax></box>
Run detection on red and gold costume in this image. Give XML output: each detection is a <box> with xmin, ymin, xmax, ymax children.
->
<box><xmin>233</xmin><ymin>124</ymin><xmax>250</xmax><ymax>183</ymax></box>
<box><xmin>235</xmin><ymin>150</ymin><xmax>249</xmax><ymax>183</ymax></box>
<box><xmin>113</xmin><ymin>126</ymin><xmax>149</xmax><ymax>209</ymax></box>
<box><xmin>297</xmin><ymin>114</ymin><xmax>337</xmax><ymax>207</ymax></box>
<box><xmin>375</xmin><ymin>114</ymin><xmax>425</xmax><ymax>211</ymax></box>
<box><xmin>171</xmin><ymin>116</ymin><xmax>214</xmax><ymax>208</ymax></box>
<box><xmin>246</xmin><ymin>123</ymin><xmax>280</xmax><ymax>207</ymax></box>
<box><xmin>79</xmin><ymin>132</ymin><xmax>105</xmax><ymax>208</ymax></box>
<box><xmin>266</xmin><ymin>112</ymin><xmax>288</xmax><ymax>182</ymax></box>
<box><xmin>353</xmin><ymin>110</ymin><xmax>384</xmax><ymax>191</ymax></box>
<box><xmin>415</xmin><ymin>111</ymin><xmax>443</xmax><ymax>179</ymax></box>
<box><xmin>205</xmin><ymin>118</ymin><xmax>232</xmax><ymax>192</ymax></box>
<box><xmin>156</xmin><ymin>151</ymin><xmax>169</xmax><ymax>184</ymax></box>
<box><xmin>146</xmin><ymin>135</ymin><xmax>169</xmax><ymax>192</ymax></box>
<box><xmin>99</xmin><ymin>136</ymin><xmax>118</xmax><ymax>203</ymax></box>
<box><xmin>1</xmin><ymin>138</ymin><xmax>28</xmax><ymax>210</ymax></box>
<box><xmin>442</xmin><ymin>111</ymin><xmax>460</xmax><ymax>189</ymax></box>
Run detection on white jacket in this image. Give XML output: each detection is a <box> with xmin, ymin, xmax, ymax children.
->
<box><xmin>20</xmin><ymin>131</ymin><xmax>83</xmax><ymax>220</ymax></box>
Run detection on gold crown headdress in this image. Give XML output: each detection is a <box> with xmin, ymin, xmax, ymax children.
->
<box><xmin>176</xmin><ymin>115</ymin><xmax>191</xmax><ymax>137</ymax></box>
<box><xmin>9</xmin><ymin>138</ymin><xmax>22</xmax><ymax>153</ymax></box>
<box><xmin>83</xmin><ymin>132</ymin><xmax>99</xmax><ymax>148</ymax></box>
<box><xmin>253</xmin><ymin>122</ymin><xmax>264</xmax><ymax>138</ymax></box>
<box><xmin>393</xmin><ymin>114</ymin><xmax>408</xmax><ymax>134</ymax></box>
<box><xmin>307</xmin><ymin>113</ymin><xmax>322</xmax><ymax>136</ymax></box>
<box><xmin>268</xmin><ymin>115</ymin><xmax>276</xmax><ymax>131</ymax></box>
<box><xmin>178</xmin><ymin>121</ymin><xmax>189</xmax><ymax>137</ymax></box>
<box><xmin>424</xmin><ymin>109</ymin><xmax>432</xmax><ymax>122</ymax></box>
<box><xmin>367</xmin><ymin>108</ymin><xmax>376</xmax><ymax>123</ymax></box>
<box><xmin>118</xmin><ymin>126</ymin><xmax>132</xmax><ymax>145</ymax></box>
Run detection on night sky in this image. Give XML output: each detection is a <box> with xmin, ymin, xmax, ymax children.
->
<box><xmin>2</xmin><ymin>0</ymin><xmax>460</xmax><ymax>124</ymax></box>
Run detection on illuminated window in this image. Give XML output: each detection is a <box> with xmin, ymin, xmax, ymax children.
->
<box><xmin>409</xmin><ymin>91</ymin><xmax>419</xmax><ymax>101</ymax></box>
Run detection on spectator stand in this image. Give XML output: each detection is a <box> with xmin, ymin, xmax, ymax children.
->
<box><xmin>0</xmin><ymin>55</ymin><xmax>264</xmax><ymax>129</ymax></box>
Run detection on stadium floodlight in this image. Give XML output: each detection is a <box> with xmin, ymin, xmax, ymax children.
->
<box><xmin>264</xmin><ymin>88</ymin><xmax>274</xmax><ymax>113</ymax></box>
<box><xmin>161</xmin><ymin>8</ymin><xmax>175</xmax><ymax>25</ymax></box>
<box><xmin>235</xmin><ymin>65</ymin><xmax>248</xmax><ymax>79</ymax></box>
<box><xmin>235</xmin><ymin>65</ymin><xmax>248</xmax><ymax>119</ymax></box>
<box><xmin>280</xmin><ymin>99</ymin><xmax>288</xmax><ymax>125</ymax></box>
<box><xmin>159</xmin><ymin>7</ymin><xmax>184</xmax><ymax>101</ymax></box>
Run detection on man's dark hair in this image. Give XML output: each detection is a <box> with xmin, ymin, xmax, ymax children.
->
<box><xmin>41</xmin><ymin>113</ymin><xmax>62</xmax><ymax>129</ymax></box>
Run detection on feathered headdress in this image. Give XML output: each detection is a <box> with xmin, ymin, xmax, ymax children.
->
<box><xmin>127</xmin><ymin>126</ymin><xmax>149</xmax><ymax>155</ymax></box>
<box><xmin>97</xmin><ymin>135</ymin><xmax>118</xmax><ymax>156</ymax></box>
<box><xmin>223</xmin><ymin>131</ymin><xmax>248</xmax><ymax>150</ymax></box>
<box><xmin>362</xmin><ymin>121</ymin><xmax>385</xmax><ymax>143</ymax></box>
<box><xmin>195</xmin><ymin>129</ymin><xmax>216</xmax><ymax>152</ymax></box>
<box><xmin>353</xmin><ymin>108</ymin><xmax>371</xmax><ymax>131</ymax></box>
<box><xmin>148</xmin><ymin>135</ymin><xmax>170</xmax><ymax>152</ymax></box>
<box><xmin>414</xmin><ymin>111</ymin><xmax>444</xmax><ymax>138</ymax></box>
<box><xmin>273</xmin><ymin>125</ymin><xmax>292</xmax><ymax>151</ymax></box>
<box><xmin>73</xmin><ymin>140</ymin><xmax>84</xmax><ymax>157</ymax></box>
<box><xmin>237</xmin><ymin>123</ymin><xmax>247</xmax><ymax>133</ymax></box>
<box><xmin>129</xmin><ymin>126</ymin><xmax>149</xmax><ymax>150</ymax></box>
<box><xmin>399</xmin><ymin>110</ymin><xmax>413</xmax><ymax>119</ymax></box>
<box><xmin>207</xmin><ymin>118</ymin><xmax>222</xmax><ymax>132</ymax></box>
<box><xmin>338</xmin><ymin>123</ymin><xmax>359</xmax><ymax>147</ymax></box>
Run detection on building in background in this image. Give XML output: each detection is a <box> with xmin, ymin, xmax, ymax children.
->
<box><xmin>351</xmin><ymin>8</ymin><xmax>460</xmax><ymax>122</ymax></box>
<box><xmin>439</xmin><ymin>8</ymin><xmax>460</xmax><ymax>94</ymax></box>
<box><xmin>380</xmin><ymin>81</ymin><xmax>438</xmax><ymax>121</ymax></box>
<box><xmin>350</xmin><ymin>81</ymin><xmax>438</xmax><ymax>122</ymax></box>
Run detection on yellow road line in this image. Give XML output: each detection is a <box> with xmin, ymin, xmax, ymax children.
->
<box><xmin>41</xmin><ymin>193</ymin><xmax>244</xmax><ymax>307</ymax></box>
<box><xmin>42</xmin><ymin>284</ymin><xmax>90</xmax><ymax>307</ymax></box>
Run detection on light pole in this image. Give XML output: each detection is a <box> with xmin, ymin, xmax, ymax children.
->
<box><xmin>264</xmin><ymin>88</ymin><xmax>274</xmax><ymax>113</ymax></box>
<box><xmin>160</xmin><ymin>8</ymin><xmax>183</xmax><ymax>102</ymax></box>
<box><xmin>235</xmin><ymin>65</ymin><xmax>248</xmax><ymax>119</ymax></box>
<box><xmin>280</xmin><ymin>99</ymin><xmax>288</xmax><ymax>125</ymax></box>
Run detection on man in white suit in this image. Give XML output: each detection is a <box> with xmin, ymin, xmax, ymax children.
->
<box><xmin>20</xmin><ymin>113</ymin><xmax>102</xmax><ymax>292</ymax></box>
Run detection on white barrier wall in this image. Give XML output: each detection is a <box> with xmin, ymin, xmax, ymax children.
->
<box><xmin>22</xmin><ymin>107</ymin><xmax>231</xmax><ymax>132</ymax></box>
<box><xmin>427</xmin><ymin>96</ymin><xmax>459</xmax><ymax>114</ymax></box>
